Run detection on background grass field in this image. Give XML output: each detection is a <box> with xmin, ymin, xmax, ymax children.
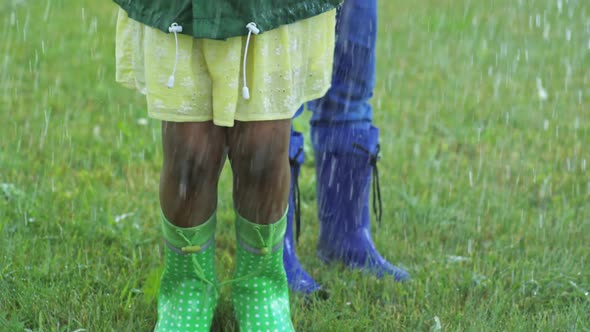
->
<box><xmin>1</xmin><ymin>0</ymin><xmax>589</xmax><ymax>331</ymax></box>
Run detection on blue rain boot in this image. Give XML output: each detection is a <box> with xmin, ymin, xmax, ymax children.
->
<box><xmin>311</xmin><ymin>124</ymin><xmax>409</xmax><ymax>281</ymax></box>
<box><xmin>283</xmin><ymin>129</ymin><xmax>323</xmax><ymax>294</ymax></box>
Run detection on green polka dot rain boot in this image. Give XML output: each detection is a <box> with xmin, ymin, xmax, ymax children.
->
<box><xmin>155</xmin><ymin>213</ymin><xmax>219</xmax><ymax>332</ymax></box>
<box><xmin>231</xmin><ymin>210</ymin><xmax>295</xmax><ymax>332</ymax></box>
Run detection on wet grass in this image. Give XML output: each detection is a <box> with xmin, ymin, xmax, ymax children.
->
<box><xmin>1</xmin><ymin>0</ymin><xmax>589</xmax><ymax>331</ymax></box>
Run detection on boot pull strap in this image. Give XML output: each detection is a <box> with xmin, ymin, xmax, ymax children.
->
<box><xmin>175</xmin><ymin>229</ymin><xmax>219</xmax><ymax>291</ymax></box>
<box><xmin>371</xmin><ymin>144</ymin><xmax>383</xmax><ymax>226</ymax></box>
<box><xmin>219</xmin><ymin>225</ymin><xmax>279</xmax><ymax>287</ymax></box>
<box><xmin>289</xmin><ymin>147</ymin><xmax>304</xmax><ymax>244</ymax></box>
<box><xmin>352</xmin><ymin>143</ymin><xmax>383</xmax><ymax>226</ymax></box>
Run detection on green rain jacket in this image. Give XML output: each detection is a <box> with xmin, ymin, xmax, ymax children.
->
<box><xmin>113</xmin><ymin>0</ymin><xmax>342</xmax><ymax>40</ymax></box>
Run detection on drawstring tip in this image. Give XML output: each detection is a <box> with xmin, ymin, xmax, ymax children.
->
<box><xmin>242</xmin><ymin>86</ymin><xmax>250</xmax><ymax>100</ymax></box>
<box><xmin>168</xmin><ymin>24</ymin><xmax>183</xmax><ymax>34</ymax></box>
<box><xmin>245</xmin><ymin>22</ymin><xmax>260</xmax><ymax>35</ymax></box>
<box><xmin>167</xmin><ymin>75</ymin><xmax>175</xmax><ymax>88</ymax></box>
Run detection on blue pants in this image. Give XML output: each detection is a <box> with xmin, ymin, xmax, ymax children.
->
<box><xmin>296</xmin><ymin>0</ymin><xmax>377</xmax><ymax>125</ymax></box>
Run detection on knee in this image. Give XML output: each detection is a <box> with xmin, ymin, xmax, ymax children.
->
<box><xmin>231</xmin><ymin>141</ymin><xmax>288</xmax><ymax>183</ymax></box>
<box><xmin>228</xmin><ymin>121</ymin><xmax>291</xmax><ymax>190</ymax></box>
<box><xmin>162</xmin><ymin>140</ymin><xmax>226</xmax><ymax>197</ymax></box>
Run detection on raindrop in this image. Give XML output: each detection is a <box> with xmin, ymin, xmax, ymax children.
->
<box><xmin>413</xmin><ymin>143</ymin><xmax>420</xmax><ymax>157</ymax></box>
<box><xmin>89</xmin><ymin>17</ymin><xmax>98</xmax><ymax>35</ymax></box>
<box><xmin>44</xmin><ymin>0</ymin><xmax>51</xmax><ymax>21</ymax></box>
<box><xmin>564</xmin><ymin>61</ymin><xmax>572</xmax><ymax>91</ymax></box>
<box><xmin>93</xmin><ymin>126</ymin><xmax>101</xmax><ymax>139</ymax></box>
<box><xmin>543</xmin><ymin>119</ymin><xmax>549</xmax><ymax>131</ymax></box>
<box><xmin>22</xmin><ymin>12</ymin><xmax>30</xmax><ymax>42</ymax></box>
<box><xmin>493</xmin><ymin>76</ymin><xmax>501</xmax><ymax>98</ymax></box>
<box><xmin>114</xmin><ymin>212</ymin><xmax>135</xmax><ymax>223</ymax></box>
<box><xmin>536</xmin><ymin>78</ymin><xmax>548</xmax><ymax>101</ymax></box>
<box><xmin>565</xmin><ymin>29</ymin><xmax>571</xmax><ymax>42</ymax></box>
<box><xmin>557</xmin><ymin>0</ymin><xmax>563</xmax><ymax>14</ymax></box>
<box><xmin>447</xmin><ymin>255</ymin><xmax>469</xmax><ymax>263</ymax></box>
<box><xmin>543</xmin><ymin>24</ymin><xmax>551</xmax><ymax>40</ymax></box>
<box><xmin>500</xmin><ymin>43</ymin><xmax>508</xmax><ymax>57</ymax></box>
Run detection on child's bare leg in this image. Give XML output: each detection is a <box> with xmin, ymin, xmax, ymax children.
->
<box><xmin>227</xmin><ymin>119</ymin><xmax>295</xmax><ymax>331</ymax></box>
<box><xmin>155</xmin><ymin>121</ymin><xmax>226</xmax><ymax>332</ymax></box>
<box><xmin>228</xmin><ymin>119</ymin><xmax>291</xmax><ymax>224</ymax></box>
<box><xmin>159</xmin><ymin>121</ymin><xmax>227</xmax><ymax>227</ymax></box>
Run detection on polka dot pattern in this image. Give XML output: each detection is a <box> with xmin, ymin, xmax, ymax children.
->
<box><xmin>155</xmin><ymin>244</ymin><xmax>218</xmax><ymax>332</ymax></box>
<box><xmin>232</xmin><ymin>244</ymin><xmax>295</xmax><ymax>332</ymax></box>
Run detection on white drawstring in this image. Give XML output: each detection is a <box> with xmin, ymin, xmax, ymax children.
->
<box><xmin>242</xmin><ymin>22</ymin><xmax>260</xmax><ymax>100</ymax></box>
<box><xmin>166</xmin><ymin>22</ymin><xmax>259</xmax><ymax>96</ymax></box>
<box><xmin>167</xmin><ymin>23</ymin><xmax>183</xmax><ymax>88</ymax></box>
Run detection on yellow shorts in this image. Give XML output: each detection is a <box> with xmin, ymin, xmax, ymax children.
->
<box><xmin>115</xmin><ymin>9</ymin><xmax>336</xmax><ymax>127</ymax></box>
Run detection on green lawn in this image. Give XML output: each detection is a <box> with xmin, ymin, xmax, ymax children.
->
<box><xmin>1</xmin><ymin>0</ymin><xmax>589</xmax><ymax>331</ymax></box>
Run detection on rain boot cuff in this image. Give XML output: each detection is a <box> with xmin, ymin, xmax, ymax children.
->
<box><xmin>311</xmin><ymin>124</ymin><xmax>379</xmax><ymax>155</ymax></box>
<box><xmin>310</xmin><ymin>120</ymin><xmax>371</xmax><ymax>131</ymax></box>
<box><xmin>234</xmin><ymin>208</ymin><xmax>287</xmax><ymax>250</ymax></box>
<box><xmin>161</xmin><ymin>211</ymin><xmax>217</xmax><ymax>250</ymax></box>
